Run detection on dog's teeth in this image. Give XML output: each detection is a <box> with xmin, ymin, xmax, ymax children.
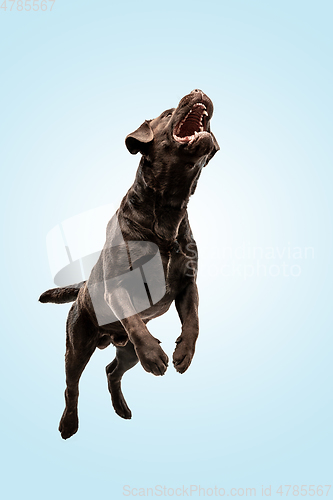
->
<box><xmin>199</xmin><ymin>126</ymin><xmax>204</xmax><ymax>132</ymax></box>
<box><xmin>203</xmin><ymin>110</ymin><xmax>208</xmax><ymax>116</ymax></box>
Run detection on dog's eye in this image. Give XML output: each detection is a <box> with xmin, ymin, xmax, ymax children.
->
<box><xmin>163</xmin><ymin>109</ymin><xmax>174</xmax><ymax>119</ymax></box>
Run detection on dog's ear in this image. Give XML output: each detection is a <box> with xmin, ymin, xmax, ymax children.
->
<box><xmin>125</xmin><ymin>120</ymin><xmax>154</xmax><ymax>155</ymax></box>
<box><xmin>205</xmin><ymin>132</ymin><xmax>220</xmax><ymax>165</ymax></box>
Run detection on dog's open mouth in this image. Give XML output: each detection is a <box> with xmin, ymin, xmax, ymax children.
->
<box><xmin>173</xmin><ymin>102</ymin><xmax>210</xmax><ymax>144</ymax></box>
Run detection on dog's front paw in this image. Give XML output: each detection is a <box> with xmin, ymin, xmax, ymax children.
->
<box><xmin>58</xmin><ymin>408</ymin><xmax>78</xmax><ymax>440</ymax></box>
<box><xmin>136</xmin><ymin>340</ymin><xmax>169</xmax><ymax>376</ymax></box>
<box><xmin>173</xmin><ymin>337</ymin><xmax>195</xmax><ymax>374</ymax></box>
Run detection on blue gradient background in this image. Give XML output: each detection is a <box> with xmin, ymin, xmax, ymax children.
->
<box><xmin>0</xmin><ymin>1</ymin><xmax>332</xmax><ymax>498</ymax></box>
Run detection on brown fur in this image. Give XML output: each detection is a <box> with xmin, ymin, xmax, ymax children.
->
<box><xmin>39</xmin><ymin>90</ymin><xmax>219</xmax><ymax>439</ymax></box>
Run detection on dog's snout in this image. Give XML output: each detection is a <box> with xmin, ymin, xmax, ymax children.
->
<box><xmin>190</xmin><ymin>89</ymin><xmax>206</xmax><ymax>103</ymax></box>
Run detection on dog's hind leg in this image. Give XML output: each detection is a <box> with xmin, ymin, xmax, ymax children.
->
<box><xmin>59</xmin><ymin>303</ymin><xmax>97</xmax><ymax>439</ymax></box>
<box><xmin>106</xmin><ymin>340</ymin><xmax>138</xmax><ymax>419</ymax></box>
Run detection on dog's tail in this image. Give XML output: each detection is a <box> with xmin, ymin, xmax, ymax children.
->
<box><xmin>38</xmin><ymin>281</ymin><xmax>86</xmax><ymax>304</ymax></box>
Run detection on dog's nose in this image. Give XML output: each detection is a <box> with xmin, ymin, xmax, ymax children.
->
<box><xmin>191</xmin><ymin>89</ymin><xmax>205</xmax><ymax>101</ymax></box>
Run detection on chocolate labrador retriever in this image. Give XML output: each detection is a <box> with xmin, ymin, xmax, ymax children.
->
<box><xmin>39</xmin><ymin>89</ymin><xmax>219</xmax><ymax>439</ymax></box>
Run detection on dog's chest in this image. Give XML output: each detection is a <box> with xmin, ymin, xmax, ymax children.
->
<box><xmin>163</xmin><ymin>241</ymin><xmax>197</xmax><ymax>293</ymax></box>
